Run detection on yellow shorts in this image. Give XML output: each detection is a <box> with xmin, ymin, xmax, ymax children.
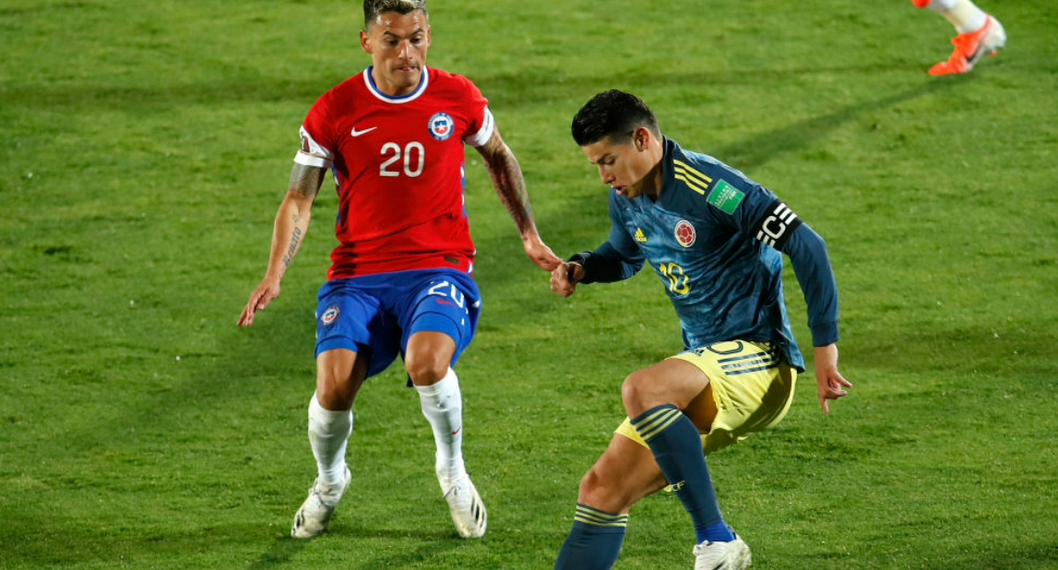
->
<box><xmin>615</xmin><ymin>340</ymin><xmax>797</xmax><ymax>455</ymax></box>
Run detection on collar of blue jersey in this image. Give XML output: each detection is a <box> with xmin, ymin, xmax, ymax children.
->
<box><xmin>362</xmin><ymin>66</ymin><xmax>430</xmax><ymax>104</ymax></box>
<box><xmin>661</xmin><ymin>137</ymin><xmax>678</xmax><ymax>196</ymax></box>
<box><xmin>648</xmin><ymin>137</ymin><xmax>678</xmax><ymax>205</ymax></box>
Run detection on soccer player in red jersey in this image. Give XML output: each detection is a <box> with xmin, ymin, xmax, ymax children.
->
<box><xmin>238</xmin><ymin>0</ymin><xmax>561</xmax><ymax>540</ymax></box>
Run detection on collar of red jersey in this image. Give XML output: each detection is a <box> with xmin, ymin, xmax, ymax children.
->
<box><xmin>362</xmin><ymin>66</ymin><xmax>430</xmax><ymax>104</ymax></box>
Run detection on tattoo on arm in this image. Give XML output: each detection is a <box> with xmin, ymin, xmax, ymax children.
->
<box><xmin>282</xmin><ymin>223</ymin><xmax>303</xmax><ymax>270</ymax></box>
<box><xmin>479</xmin><ymin>132</ymin><xmax>534</xmax><ymax>234</ymax></box>
<box><xmin>274</xmin><ymin>164</ymin><xmax>322</xmax><ymax>274</ymax></box>
<box><xmin>289</xmin><ymin>164</ymin><xmax>326</xmax><ymax>198</ymax></box>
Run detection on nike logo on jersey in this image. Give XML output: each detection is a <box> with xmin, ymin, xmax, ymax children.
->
<box><xmin>350</xmin><ymin>126</ymin><xmax>377</xmax><ymax>137</ymax></box>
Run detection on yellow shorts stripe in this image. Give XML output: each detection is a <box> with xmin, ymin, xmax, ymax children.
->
<box><xmin>615</xmin><ymin>340</ymin><xmax>796</xmax><ymax>455</ymax></box>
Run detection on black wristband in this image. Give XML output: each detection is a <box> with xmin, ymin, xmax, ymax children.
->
<box><xmin>567</xmin><ymin>251</ymin><xmax>593</xmax><ymax>283</ymax></box>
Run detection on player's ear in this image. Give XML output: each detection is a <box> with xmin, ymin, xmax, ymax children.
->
<box><xmin>360</xmin><ymin>30</ymin><xmax>371</xmax><ymax>54</ymax></box>
<box><xmin>634</xmin><ymin>127</ymin><xmax>649</xmax><ymax>151</ymax></box>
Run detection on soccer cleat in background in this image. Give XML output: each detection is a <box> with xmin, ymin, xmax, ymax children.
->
<box><xmin>443</xmin><ymin>474</ymin><xmax>487</xmax><ymax>538</ymax></box>
<box><xmin>291</xmin><ymin>466</ymin><xmax>352</xmax><ymax>539</ymax></box>
<box><xmin>929</xmin><ymin>15</ymin><xmax>1006</xmax><ymax>76</ymax></box>
<box><xmin>693</xmin><ymin>534</ymin><xmax>752</xmax><ymax>570</ymax></box>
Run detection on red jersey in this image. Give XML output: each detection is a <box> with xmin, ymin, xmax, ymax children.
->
<box><xmin>294</xmin><ymin>67</ymin><xmax>495</xmax><ymax>280</ymax></box>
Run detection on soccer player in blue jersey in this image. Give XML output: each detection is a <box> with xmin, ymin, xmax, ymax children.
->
<box><xmin>550</xmin><ymin>90</ymin><xmax>853</xmax><ymax>570</ymax></box>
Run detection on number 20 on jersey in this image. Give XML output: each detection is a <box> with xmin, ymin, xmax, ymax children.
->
<box><xmin>380</xmin><ymin>141</ymin><xmax>425</xmax><ymax>178</ymax></box>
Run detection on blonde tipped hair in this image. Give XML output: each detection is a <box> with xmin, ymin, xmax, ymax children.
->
<box><xmin>364</xmin><ymin>0</ymin><xmax>428</xmax><ymax>27</ymax></box>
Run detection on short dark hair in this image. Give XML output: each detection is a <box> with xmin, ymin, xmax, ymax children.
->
<box><xmin>363</xmin><ymin>0</ymin><xmax>428</xmax><ymax>28</ymax></box>
<box><xmin>571</xmin><ymin>90</ymin><xmax>660</xmax><ymax>146</ymax></box>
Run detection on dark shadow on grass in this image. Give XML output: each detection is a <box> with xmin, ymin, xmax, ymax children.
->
<box><xmin>966</xmin><ymin>542</ymin><xmax>1058</xmax><ymax>568</ymax></box>
<box><xmin>0</xmin><ymin>76</ymin><xmax>349</xmax><ymax>110</ymax></box>
<box><xmin>245</xmin><ymin>535</ymin><xmax>306</xmax><ymax>569</ymax></box>
<box><xmin>248</xmin><ymin>537</ymin><xmax>308</xmax><ymax>566</ymax></box>
<box><xmin>333</xmin><ymin>524</ymin><xmax>460</xmax><ymax>542</ymax></box>
<box><xmin>1</xmin><ymin>62</ymin><xmax>933</xmax><ymax>112</ymax></box>
<box><xmin>245</xmin><ymin>527</ymin><xmax>463</xmax><ymax>569</ymax></box>
<box><xmin>712</xmin><ymin>80</ymin><xmax>953</xmax><ymax>172</ymax></box>
<box><xmin>349</xmin><ymin>536</ymin><xmax>466</xmax><ymax>570</ymax></box>
<box><xmin>476</xmin><ymin>61</ymin><xmax>930</xmax><ymax>102</ymax></box>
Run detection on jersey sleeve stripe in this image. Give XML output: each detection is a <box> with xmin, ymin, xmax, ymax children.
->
<box><xmin>464</xmin><ymin>107</ymin><xmax>495</xmax><ymax>147</ymax></box>
<box><xmin>672</xmin><ymin>160</ymin><xmax>714</xmax><ymax>186</ymax></box>
<box><xmin>674</xmin><ymin>172</ymin><xmax>709</xmax><ymax>196</ymax></box>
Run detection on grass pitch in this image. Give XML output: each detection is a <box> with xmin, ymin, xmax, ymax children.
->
<box><xmin>3</xmin><ymin>1</ymin><xmax>1058</xmax><ymax>568</ymax></box>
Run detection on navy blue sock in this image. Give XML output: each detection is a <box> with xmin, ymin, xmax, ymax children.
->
<box><xmin>554</xmin><ymin>504</ymin><xmax>628</xmax><ymax>570</ymax></box>
<box><xmin>632</xmin><ymin>405</ymin><xmax>735</xmax><ymax>544</ymax></box>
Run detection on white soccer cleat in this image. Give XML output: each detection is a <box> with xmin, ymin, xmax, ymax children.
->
<box><xmin>442</xmin><ymin>474</ymin><xmax>487</xmax><ymax>539</ymax></box>
<box><xmin>693</xmin><ymin>534</ymin><xmax>752</xmax><ymax>570</ymax></box>
<box><xmin>291</xmin><ymin>466</ymin><xmax>351</xmax><ymax>539</ymax></box>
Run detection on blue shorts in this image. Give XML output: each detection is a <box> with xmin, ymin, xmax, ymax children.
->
<box><xmin>315</xmin><ymin>269</ymin><xmax>482</xmax><ymax>379</ymax></box>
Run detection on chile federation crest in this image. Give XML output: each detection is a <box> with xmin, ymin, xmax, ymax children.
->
<box><xmin>428</xmin><ymin>112</ymin><xmax>455</xmax><ymax>141</ymax></box>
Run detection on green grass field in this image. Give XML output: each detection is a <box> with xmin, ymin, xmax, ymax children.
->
<box><xmin>3</xmin><ymin>0</ymin><xmax>1058</xmax><ymax>568</ymax></box>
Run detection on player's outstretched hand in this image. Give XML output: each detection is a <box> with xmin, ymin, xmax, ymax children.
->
<box><xmin>550</xmin><ymin>262</ymin><xmax>584</xmax><ymax>298</ymax></box>
<box><xmin>238</xmin><ymin>278</ymin><xmax>281</xmax><ymax>328</ymax></box>
<box><xmin>523</xmin><ymin>233</ymin><xmax>562</xmax><ymax>272</ymax></box>
<box><xmin>814</xmin><ymin>344</ymin><xmax>852</xmax><ymax>415</ymax></box>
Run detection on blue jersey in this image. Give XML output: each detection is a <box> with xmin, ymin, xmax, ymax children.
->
<box><xmin>575</xmin><ymin>139</ymin><xmax>839</xmax><ymax>371</ymax></box>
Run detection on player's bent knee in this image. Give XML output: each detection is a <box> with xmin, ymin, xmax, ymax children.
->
<box><xmin>621</xmin><ymin>370</ymin><xmax>661</xmax><ymax>414</ymax></box>
<box><xmin>315</xmin><ymin>350</ymin><xmax>362</xmax><ymax>410</ymax></box>
<box><xmin>405</xmin><ymin>355</ymin><xmax>449</xmax><ymax>386</ymax></box>
<box><xmin>316</xmin><ymin>378</ymin><xmax>355</xmax><ymax>410</ymax></box>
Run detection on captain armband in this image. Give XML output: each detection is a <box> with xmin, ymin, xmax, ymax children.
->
<box><xmin>754</xmin><ymin>199</ymin><xmax>803</xmax><ymax>250</ymax></box>
<box><xmin>294</xmin><ymin>126</ymin><xmax>333</xmax><ymax>169</ymax></box>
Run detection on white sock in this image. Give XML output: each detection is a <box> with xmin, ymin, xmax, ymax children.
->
<box><xmin>308</xmin><ymin>393</ymin><xmax>353</xmax><ymax>488</ymax></box>
<box><xmin>930</xmin><ymin>0</ymin><xmax>988</xmax><ymax>34</ymax></box>
<box><xmin>415</xmin><ymin>368</ymin><xmax>467</xmax><ymax>489</ymax></box>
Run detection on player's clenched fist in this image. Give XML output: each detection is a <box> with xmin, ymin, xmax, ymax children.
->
<box><xmin>551</xmin><ymin>262</ymin><xmax>584</xmax><ymax>298</ymax></box>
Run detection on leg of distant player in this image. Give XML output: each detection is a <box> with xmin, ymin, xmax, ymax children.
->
<box><xmin>917</xmin><ymin>0</ymin><xmax>986</xmax><ymax>34</ymax></box>
<box><xmin>406</xmin><ymin>331</ymin><xmax>487</xmax><ymax>538</ymax></box>
<box><xmin>913</xmin><ymin>0</ymin><xmax>1005</xmax><ymax>76</ymax></box>
<box><xmin>292</xmin><ymin>348</ymin><xmax>366</xmax><ymax>539</ymax></box>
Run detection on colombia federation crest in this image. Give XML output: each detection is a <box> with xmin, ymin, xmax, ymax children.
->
<box><xmin>674</xmin><ymin>219</ymin><xmax>696</xmax><ymax>248</ymax></box>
